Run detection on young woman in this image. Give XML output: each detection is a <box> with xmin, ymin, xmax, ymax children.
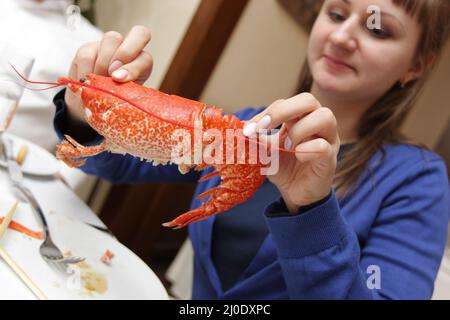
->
<box><xmin>53</xmin><ymin>0</ymin><xmax>450</xmax><ymax>299</ymax></box>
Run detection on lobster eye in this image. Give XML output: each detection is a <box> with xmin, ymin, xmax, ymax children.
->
<box><xmin>79</xmin><ymin>77</ymin><xmax>86</xmax><ymax>83</ymax></box>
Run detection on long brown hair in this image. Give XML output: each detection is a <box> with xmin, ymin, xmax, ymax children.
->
<box><xmin>298</xmin><ymin>0</ymin><xmax>450</xmax><ymax>199</ymax></box>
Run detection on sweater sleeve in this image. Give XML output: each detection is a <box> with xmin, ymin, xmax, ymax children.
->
<box><xmin>53</xmin><ymin>89</ymin><xmax>200</xmax><ymax>184</ymax></box>
<box><xmin>264</xmin><ymin>158</ymin><xmax>449</xmax><ymax>300</ymax></box>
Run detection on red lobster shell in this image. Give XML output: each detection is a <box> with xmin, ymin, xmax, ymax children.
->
<box><xmin>57</xmin><ymin>74</ymin><xmax>266</xmax><ymax>228</ymax></box>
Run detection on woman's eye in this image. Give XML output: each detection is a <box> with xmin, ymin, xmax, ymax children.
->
<box><xmin>368</xmin><ymin>26</ymin><xmax>391</xmax><ymax>39</ymax></box>
<box><xmin>328</xmin><ymin>11</ymin><xmax>346</xmax><ymax>23</ymax></box>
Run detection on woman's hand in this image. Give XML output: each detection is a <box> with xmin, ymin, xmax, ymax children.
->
<box><xmin>65</xmin><ymin>26</ymin><xmax>153</xmax><ymax>122</ymax></box>
<box><xmin>244</xmin><ymin>93</ymin><xmax>340</xmax><ymax>213</ymax></box>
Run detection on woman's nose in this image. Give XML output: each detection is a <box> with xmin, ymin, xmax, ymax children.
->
<box><xmin>329</xmin><ymin>18</ymin><xmax>358</xmax><ymax>52</ymax></box>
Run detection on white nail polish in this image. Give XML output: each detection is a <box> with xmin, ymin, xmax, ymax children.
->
<box><xmin>256</xmin><ymin>115</ymin><xmax>271</xmax><ymax>131</ymax></box>
<box><xmin>243</xmin><ymin>122</ymin><xmax>257</xmax><ymax>137</ymax></box>
<box><xmin>109</xmin><ymin>60</ymin><xmax>123</xmax><ymax>75</ymax></box>
<box><xmin>112</xmin><ymin>69</ymin><xmax>128</xmax><ymax>79</ymax></box>
<box><xmin>285</xmin><ymin>137</ymin><xmax>293</xmax><ymax>150</ymax></box>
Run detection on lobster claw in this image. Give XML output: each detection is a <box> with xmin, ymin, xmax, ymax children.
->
<box><xmin>56</xmin><ymin>135</ymin><xmax>108</xmax><ymax>168</ymax></box>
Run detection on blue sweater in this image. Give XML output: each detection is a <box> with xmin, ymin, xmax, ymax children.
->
<box><xmin>53</xmin><ymin>92</ymin><xmax>449</xmax><ymax>299</ymax></box>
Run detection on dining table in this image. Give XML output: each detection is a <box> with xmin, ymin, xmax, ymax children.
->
<box><xmin>0</xmin><ymin>134</ymin><xmax>169</xmax><ymax>300</ymax></box>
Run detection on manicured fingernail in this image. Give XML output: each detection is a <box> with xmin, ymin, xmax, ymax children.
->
<box><xmin>109</xmin><ymin>60</ymin><xmax>123</xmax><ymax>75</ymax></box>
<box><xmin>243</xmin><ymin>122</ymin><xmax>257</xmax><ymax>137</ymax></box>
<box><xmin>256</xmin><ymin>115</ymin><xmax>271</xmax><ymax>131</ymax></box>
<box><xmin>112</xmin><ymin>69</ymin><xmax>128</xmax><ymax>79</ymax></box>
<box><xmin>285</xmin><ymin>137</ymin><xmax>293</xmax><ymax>150</ymax></box>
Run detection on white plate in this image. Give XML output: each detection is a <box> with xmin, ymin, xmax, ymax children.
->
<box><xmin>0</xmin><ymin>198</ymin><xmax>169</xmax><ymax>300</ymax></box>
<box><xmin>0</xmin><ymin>133</ymin><xmax>60</xmax><ymax>176</ymax></box>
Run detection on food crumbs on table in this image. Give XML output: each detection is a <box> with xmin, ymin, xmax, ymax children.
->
<box><xmin>15</xmin><ymin>144</ymin><xmax>29</xmax><ymax>165</ymax></box>
<box><xmin>77</xmin><ymin>260</ymin><xmax>92</xmax><ymax>269</ymax></box>
<box><xmin>63</xmin><ymin>250</ymin><xmax>72</xmax><ymax>257</ymax></box>
<box><xmin>82</xmin><ymin>271</ymin><xmax>108</xmax><ymax>294</ymax></box>
<box><xmin>100</xmin><ymin>249</ymin><xmax>114</xmax><ymax>265</ymax></box>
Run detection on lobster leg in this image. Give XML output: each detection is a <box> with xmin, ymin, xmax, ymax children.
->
<box><xmin>162</xmin><ymin>188</ymin><xmax>238</xmax><ymax>228</ymax></box>
<box><xmin>56</xmin><ymin>135</ymin><xmax>108</xmax><ymax>168</ymax></box>
<box><xmin>57</xmin><ymin>149</ymin><xmax>88</xmax><ymax>167</ymax></box>
<box><xmin>163</xmin><ymin>164</ymin><xmax>265</xmax><ymax>228</ymax></box>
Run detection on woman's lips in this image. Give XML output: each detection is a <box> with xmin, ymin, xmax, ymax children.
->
<box><xmin>323</xmin><ymin>55</ymin><xmax>356</xmax><ymax>73</ymax></box>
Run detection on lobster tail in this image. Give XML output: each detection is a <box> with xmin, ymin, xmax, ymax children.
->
<box><xmin>163</xmin><ymin>164</ymin><xmax>265</xmax><ymax>228</ymax></box>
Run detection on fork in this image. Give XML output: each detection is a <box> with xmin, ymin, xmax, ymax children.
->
<box><xmin>17</xmin><ymin>184</ymin><xmax>85</xmax><ymax>273</ymax></box>
<box><xmin>2</xmin><ymin>137</ymin><xmax>85</xmax><ymax>274</ymax></box>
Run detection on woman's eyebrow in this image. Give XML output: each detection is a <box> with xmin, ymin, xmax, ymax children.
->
<box><xmin>381</xmin><ymin>12</ymin><xmax>407</xmax><ymax>33</ymax></box>
<box><xmin>337</xmin><ymin>0</ymin><xmax>407</xmax><ymax>34</ymax></box>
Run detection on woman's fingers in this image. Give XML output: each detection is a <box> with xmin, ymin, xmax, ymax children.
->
<box><xmin>63</xmin><ymin>26</ymin><xmax>153</xmax><ymax>122</ymax></box>
<box><xmin>244</xmin><ymin>93</ymin><xmax>321</xmax><ymax>135</ymax></box>
<box><xmin>293</xmin><ymin>138</ymin><xmax>335</xmax><ymax>163</ymax></box>
<box><xmin>64</xmin><ymin>42</ymin><xmax>99</xmax><ymax>122</ymax></box>
<box><xmin>110</xmin><ymin>25</ymin><xmax>152</xmax><ymax>82</ymax></box>
<box><xmin>69</xmin><ymin>26</ymin><xmax>153</xmax><ymax>84</ymax></box>
<box><xmin>287</xmin><ymin>107</ymin><xmax>339</xmax><ymax>146</ymax></box>
<box><xmin>73</xmin><ymin>42</ymin><xmax>99</xmax><ymax>81</ymax></box>
<box><xmin>118</xmin><ymin>51</ymin><xmax>154</xmax><ymax>84</ymax></box>
<box><xmin>243</xmin><ymin>93</ymin><xmax>338</xmax><ymax>157</ymax></box>
<box><xmin>112</xmin><ymin>26</ymin><xmax>152</xmax><ymax>62</ymax></box>
<box><xmin>94</xmin><ymin>31</ymin><xmax>124</xmax><ymax>75</ymax></box>
<box><xmin>270</xmin><ymin>94</ymin><xmax>321</xmax><ymax>129</ymax></box>
<box><xmin>67</xmin><ymin>56</ymin><xmax>78</xmax><ymax>82</ymax></box>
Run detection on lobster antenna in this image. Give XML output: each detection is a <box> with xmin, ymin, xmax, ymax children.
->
<box><xmin>22</xmin><ymin>84</ymin><xmax>63</xmax><ymax>91</ymax></box>
<box><xmin>0</xmin><ymin>77</ymin><xmax>62</xmax><ymax>92</ymax></box>
<box><xmin>9</xmin><ymin>63</ymin><xmax>61</xmax><ymax>87</ymax></box>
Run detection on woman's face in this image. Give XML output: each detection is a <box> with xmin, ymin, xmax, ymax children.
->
<box><xmin>308</xmin><ymin>0</ymin><xmax>422</xmax><ymax>102</ymax></box>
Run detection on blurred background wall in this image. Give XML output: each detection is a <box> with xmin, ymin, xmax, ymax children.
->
<box><xmin>403</xmin><ymin>42</ymin><xmax>450</xmax><ymax>149</ymax></box>
<box><xmin>200</xmin><ymin>0</ymin><xmax>308</xmax><ymax>111</ymax></box>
